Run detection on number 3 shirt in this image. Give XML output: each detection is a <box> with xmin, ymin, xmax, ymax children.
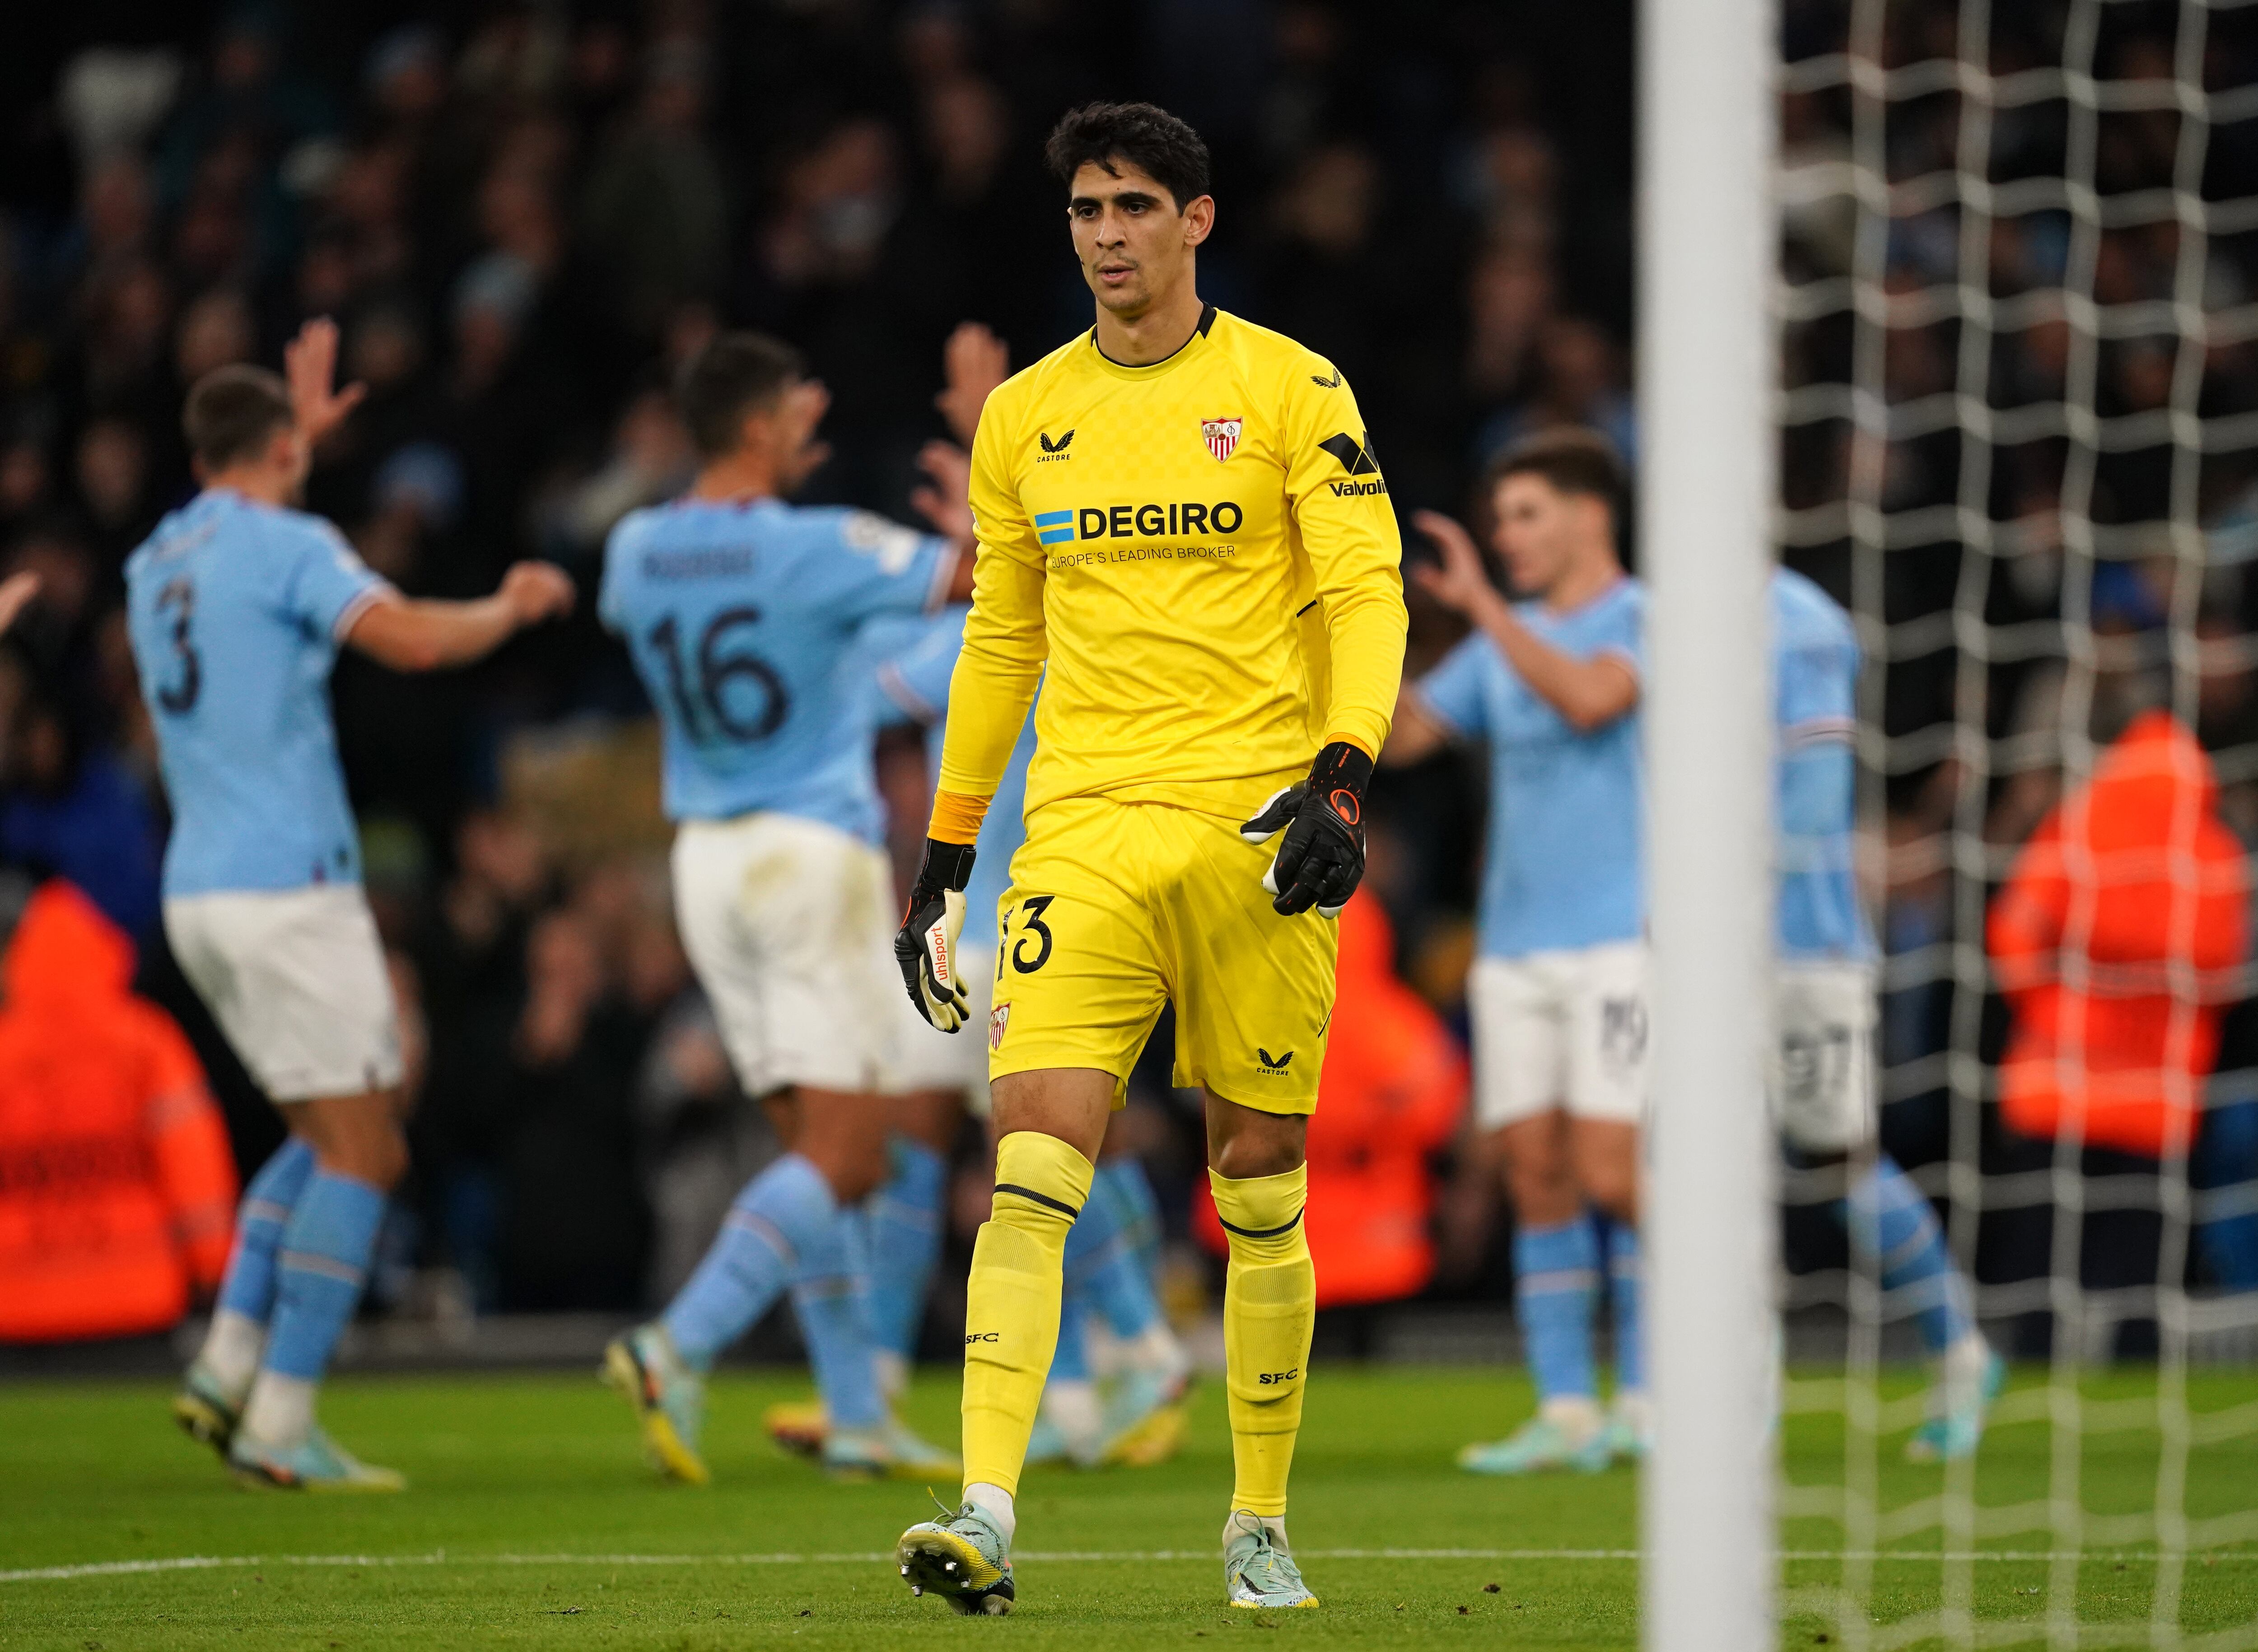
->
<box><xmin>599</xmin><ymin>495</ymin><xmax>952</xmax><ymax>837</ymax></box>
<box><xmin>125</xmin><ymin>489</ymin><xmax>393</xmax><ymax>898</ymax></box>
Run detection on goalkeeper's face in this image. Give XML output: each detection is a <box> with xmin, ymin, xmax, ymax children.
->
<box><xmin>1067</xmin><ymin>160</ymin><xmax>1214</xmax><ymax>319</ymax></box>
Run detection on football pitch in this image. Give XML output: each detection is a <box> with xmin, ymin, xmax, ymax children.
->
<box><xmin>4</xmin><ymin>1366</ymin><xmax>2256</xmax><ymax>1651</ymax></box>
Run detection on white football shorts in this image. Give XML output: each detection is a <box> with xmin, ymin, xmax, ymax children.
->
<box><xmin>671</xmin><ymin>812</ymin><xmax>900</xmax><ymax>1097</ymax></box>
<box><xmin>1468</xmin><ymin>941</ymin><xmax>1651</xmax><ymax>1130</ymax></box>
<box><xmin>1772</xmin><ymin>958</ymin><xmax>1879</xmax><ymax>1154</ymax></box>
<box><xmin>165</xmin><ymin>884</ymin><xmax>404</xmax><ymax>1102</ymax></box>
<box><xmin>887</xmin><ymin>938</ymin><xmax>996</xmax><ymax>1109</ymax></box>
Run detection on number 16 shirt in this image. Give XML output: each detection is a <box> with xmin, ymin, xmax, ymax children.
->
<box><xmin>126</xmin><ymin>489</ymin><xmax>392</xmax><ymax>898</ymax></box>
<box><xmin>599</xmin><ymin>496</ymin><xmax>952</xmax><ymax>838</ymax></box>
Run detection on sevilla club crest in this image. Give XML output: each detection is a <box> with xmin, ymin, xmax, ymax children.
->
<box><xmin>989</xmin><ymin>1001</ymin><xmax>1012</xmax><ymax>1051</ymax></box>
<box><xmin>1202</xmin><ymin>418</ymin><xmax>1243</xmax><ymax>463</ymax></box>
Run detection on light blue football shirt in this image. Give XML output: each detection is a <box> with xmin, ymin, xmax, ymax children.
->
<box><xmin>1772</xmin><ymin>568</ymin><xmax>1877</xmax><ymax>962</ymax></box>
<box><xmin>599</xmin><ymin>496</ymin><xmax>949</xmax><ymax>838</ymax></box>
<box><xmin>876</xmin><ymin>605</ymin><xmax>1036</xmax><ymax>950</ymax></box>
<box><xmin>125</xmin><ymin>490</ymin><xmax>391</xmax><ymax>898</ymax></box>
<box><xmin>1415</xmin><ymin>578</ymin><xmax>1647</xmax><ymax>958</ymax></box>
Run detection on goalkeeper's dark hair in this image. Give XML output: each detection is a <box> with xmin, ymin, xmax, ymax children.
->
<box><xmin>1045</xmin><ymin>102</ymin><xmax>1212</xmax><ymax>213</ymax></box>
<box><xmin>676</xmin><ymin>331</ymin><xmax>807</xmax><ymax>458</ymax></box>
<box><xmin>184</xmin><ymin>364</ymin><xmax>294</xmax><ymax>471</ymax></box>
<box><xmin>1488</xmin><ymin>428</ymin><xmax>1629</xmax><ymax>523</ymax></box>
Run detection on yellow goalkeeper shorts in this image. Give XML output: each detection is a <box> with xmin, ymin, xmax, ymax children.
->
<box><xmin>984</xmin><ymin>796</ymin><xmax>1339</xmax><ymax>1115</ymax></box>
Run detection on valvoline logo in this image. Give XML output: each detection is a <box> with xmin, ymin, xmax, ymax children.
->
<box><xmin>1034</xmin><ymin>501</ymin><xmax>1245</xmax><ymax>545</ymax></box>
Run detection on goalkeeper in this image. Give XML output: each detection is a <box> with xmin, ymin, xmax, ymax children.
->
<box><xmin>891</xmin><ymin>101</ymin><xmax>1405</xmax><ymax>1615</ymax></box>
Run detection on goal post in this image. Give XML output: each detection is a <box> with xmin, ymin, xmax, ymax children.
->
<box><xmin>1638</xmin><ymin>0</ymin><xmax>1782</xmax><ymax>1645</ymax></box>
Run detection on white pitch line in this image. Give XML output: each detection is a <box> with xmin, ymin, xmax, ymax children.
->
<box><xmin>5</xmin><ymin>1548</ymin><xmax>2256</xmax><ymax>1584</ymax></box>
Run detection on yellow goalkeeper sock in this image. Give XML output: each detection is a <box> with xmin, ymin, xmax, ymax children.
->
<box><xmin>960</xmin><ymin>1130</ymin><xmax>1095</xmax><ymax>1499</ymax></box>
<box><xmin>1213</xmin><ymin>1162</ymin><xmax>1315</xmax><ymax>1519</ymax></box>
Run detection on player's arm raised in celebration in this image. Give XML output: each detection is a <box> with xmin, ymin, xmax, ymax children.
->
<box><xmin>1411</xmin><ymin>508</ymin><xmax>1637</xmax><ymax>732</ymax></box>
<box><xmin>345</xmin><ymin>561</ymin><xmax>577</xmax><ymax>672</ymax></box>
<box><xmin>896</xmin><ymin>380</ymin><xmax>1045</xmax><ymax>1027</ymax></box>
<box><xmin>1241</xmin><ymin>359</ymin><xmax>1409</xmax><ymax>917</ymax></box>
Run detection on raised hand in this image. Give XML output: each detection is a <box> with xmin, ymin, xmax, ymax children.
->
<box><xmin>283</xmin><ymin>317</ymin><xmax>367</xmax><ymax>448</ymax></box>
<box><xmin>910</xmin><ymin>440</ymin><xmax>975</xmax><ymax>547</ymax></box>
<box><xmin>1410</xmin><ymin>509</ymin><xmax>1500</xmax><ymax>616</ymax></box>
<box><xmin>775</xmin><ymin>378</ymin><xmax>834</xmax><ymax>493</ymax></box>
<box><xmin>936</xmin><ymin>322</ymin><xmax>1009</xmax><ymax>448</ymax></box>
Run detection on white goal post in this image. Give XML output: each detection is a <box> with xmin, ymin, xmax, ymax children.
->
<box><xmin>1639</xmin><ymin>0</ymin><xmax>1782</xmax><ymax>1647</ymax></box>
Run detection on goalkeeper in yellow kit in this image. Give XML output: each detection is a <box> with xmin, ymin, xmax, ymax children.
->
<box><xmin>891</xmin><ymin>103</ymin><xmax>1406</xmax><ymax>1615</ymax></box>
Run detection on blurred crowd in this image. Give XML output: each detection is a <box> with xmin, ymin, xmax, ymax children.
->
<box><xmin>1778</xmin><ymin>0</ymin><xmax>2258</xmax><ymax>1349</ymax></box>
<box><xmin>5</xmin><ymin>0</ymin><xmax>2258</xmax><ymax>1354</ymax></box>
<box><xmin>0</xmin><ymin>0</ymin><xmax>1633</xmax><ymax>1338</ymax></box>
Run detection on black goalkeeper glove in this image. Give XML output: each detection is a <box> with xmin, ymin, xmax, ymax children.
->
<box><xmin>895</xmin><ymin>838</ymin><xmax>979</xmax><ymax>1031</ymax></box>
<box><xmin>1239</xmin><ymin>741</ymin><xmax>1374</xmax><ymax>919</ymax></box>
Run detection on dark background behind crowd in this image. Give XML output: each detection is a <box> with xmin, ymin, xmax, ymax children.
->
<box><xmin>1</xmin><ymin>0</ymin><xmax>2253</xmax><ymax>1358</ymax></box>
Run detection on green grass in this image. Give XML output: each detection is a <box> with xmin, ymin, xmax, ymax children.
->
<box><xmin>0</xmin><ymin>1365</ymin><xmax>2254</xmax><ymax>1650</ymax></box>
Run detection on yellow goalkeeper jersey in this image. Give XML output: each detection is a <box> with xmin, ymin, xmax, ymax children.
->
<box><xmin>934</xmin><ymin>304</ymin><xmax>1406</xmax><ymax>836</ymax></box>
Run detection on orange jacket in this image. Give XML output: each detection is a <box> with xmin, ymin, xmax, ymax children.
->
<box><xmin>0</xmin><ymin>880</ymin><xmax>236</xmax><ymax>1341</ymax></box>
<box><xmin>1196</xmin><ymin>892</ymin><xmax>1468</xmax><ymax>1305</ymax></box>
<box><xmin>1988</xmin><ymin>711</ymin><xmax>2250</xmax><ymax>1158</ymax></box>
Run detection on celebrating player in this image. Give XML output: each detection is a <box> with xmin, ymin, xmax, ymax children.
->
<box><xmin>891</xmin><ymin>101</ymin><xmax>1406</xmax><ymax>1613</ymax></box>
<box><xmin>597</xmin><ymin>331</ymin><xmax>973</xmax><ymax>1483</ymax></box>
<box><xmin>146</xmin><ymin>320</ymin><xmax>576</xmax><ymax>1489</ymax></box>
<box><xmin>1385</xmin><ymin>430</ymin><xmax>1650</xmax><ymax>1476</ymax></box>
<box><xmin>1769</xmin><ymin>568</ymin><xmax>2001</xmax><ymax>1461</ymax></box>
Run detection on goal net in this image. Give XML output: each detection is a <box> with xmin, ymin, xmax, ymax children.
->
<box><xmin>1769</xmin><ymin>0</ymin><xmax>2258</xmax><ymax>1645</ymax></box>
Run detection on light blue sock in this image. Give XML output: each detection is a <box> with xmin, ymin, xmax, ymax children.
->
<box><xmin>1844</xmin><ymin>1155</ymin><xmax>1973</xmax><ymax>1353</ymax></box>
<box><xmin>260</xmin><ymin>1169</ymin><xmax>387</xmax><ymax>1381</ymax></box>
<box><xmin>790</xmin><ymin>1206</ymin><xmax>885</xmax><ymax>1430</ymax></box>
<box><xmin>1607</xmin><ymin>1219</ymin><xmax>1643</xmax><ymax>1394</ymax></box>
<box><xmin>1064</xmin><ymin>1160</ymin><xmax>1164</xmax><ymax>1341</ymax></box>
<box><xmin>864</xmin><ymin>1138</ymin><xmax>946</xmax><ymax>1362</ymax></box>
<box><xmin>663</xmin><ymin>1153</ymin><xmax>837</xmax><ymax>1370</ymax></box>
<box><xmin>1515</xmin><ymin>1217</ymin><xmax>1600</xmax><ymax>1404</ymax></box>
<box><xmin>1099</xmin><ymin>1157</ymin><xmax>1164</xmax><ymax>1278</ymax></box>
<box><xmin>216</xmin><ymin>1138</ymin><xmax>317</xmax><ymax>1323</ymax></box>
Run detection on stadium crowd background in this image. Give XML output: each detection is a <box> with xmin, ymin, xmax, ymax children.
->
<box><xmin>2</xmin><ymin>0</ymin><xmax>2254</xmax><ymax>1357</ymax></box>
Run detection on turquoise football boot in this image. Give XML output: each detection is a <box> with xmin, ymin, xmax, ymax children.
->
<box><xmin>1906</xmin><ymin>1347</ymin><xmax>2005</xmax><ymax>1464</ymax></box>
<box><xmin>1599</xmin><ymin>1412</ymin><xmax>1646</xmax><ymax>1464</ymax></box>
<box><xmin>897</xmin><ymin>1496</ymin><xmax>1015</xmax><ymax>1615</ymax></box>
<box><xmin>1223</xmin><ymin>1511</ymin><xmax>1319</xmax><ymax>1608</ymax></box>
<box><xmin>601</xmin><ymin>1324</ymin><xmax>709</xmax><ymax>1484</ymax></box>
<box><xmin>1457</xmin><ymin>1414</ymin><xmax>1614</xmax><ymax>1475</ymax></box>
<box><xmin>822</xmin><ymin>1416</ymin><xmax>962</xmax><ymax>1481</ymax></box>
<box><xmin>1094</xmin><ymin>1366</ymin><xmax>1190</xmax><ymax>1468</ymax></box>
<box><xmin>171</xmin><ymin>1363</ymin><xmax>241</xmax><ymax>1461</ymax></box>
<box><xmin>228</xmin><ymin>1424</ymin><xmax>405</xmax><ymax>1492</ymax></box>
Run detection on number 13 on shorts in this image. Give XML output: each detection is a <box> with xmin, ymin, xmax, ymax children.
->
<box><xmin>984</xmin><ymin>796</ymin><xmax>1339</xmax><ymax>1117</ymax></box>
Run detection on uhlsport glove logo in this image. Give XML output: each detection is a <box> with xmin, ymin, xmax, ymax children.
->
<box><xmin>1240</xmin><ymin>741</ymin><xmax>1375</xmax><ymax>919</ymax></box>
<box><xmin>896</xmin><ymin>839</ymin><xmax>977</xmax><ymax>1031</ymax></box>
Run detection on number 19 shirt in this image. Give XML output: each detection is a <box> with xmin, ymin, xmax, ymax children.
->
<box><xmin>125</xmin><ymin>490</ymin><xmax>392</xmax><ymax>897</ymax></box>
<box><xmin>599</xmin><ymin>496</ymin><xmax>952</xmax><ymax>838</ymax></box>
